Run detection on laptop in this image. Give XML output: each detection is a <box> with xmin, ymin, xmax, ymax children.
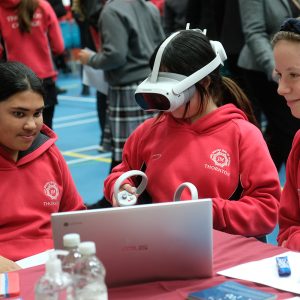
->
<box><xmin>51</xmin><ymin>199</ymin><xmax>213</xmax><ymax>287</ymax></box>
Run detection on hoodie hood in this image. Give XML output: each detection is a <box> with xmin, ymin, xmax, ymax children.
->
<box><xmin>166</xmin><ymin>103</ymin><xmax>248</xmax><ymax>134</ymax></box>
<box><xmin>0</xmin><ymin>124</ymin><xmax>58</xmax><ymax>169</ymax></box>
<box><xmin>0</xmin><ymin>0</ymin><xmax>20</xmax><ymax>9</ymax></box>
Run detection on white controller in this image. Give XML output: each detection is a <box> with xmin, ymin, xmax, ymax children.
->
<box><xmin>114</xmin><ymin>170</ymin><xmax>148</xmax><ymax>207</ymax></box>
<box><xmin>173</xmin><ymin>182</ymin><xmax>199</xmax><ymax>201</ymax></box>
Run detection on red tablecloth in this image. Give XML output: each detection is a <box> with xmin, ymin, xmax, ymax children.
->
<box><xmin>19</xmin><ymin>230</ymin><xmax>296</xmax><ymax>300</ymax></box>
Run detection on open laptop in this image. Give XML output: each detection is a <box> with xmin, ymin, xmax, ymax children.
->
<box><xmin>51</xmin><ymin>199</ymin><xmax>213</xmax><ymax>287</ymax></box>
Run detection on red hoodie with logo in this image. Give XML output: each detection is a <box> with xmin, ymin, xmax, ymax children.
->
<box><xmin>104</xmin><ymin>104</ymin><xmax>281</xmax><ymax>238</ymax></box>
<box><xmin>0</xmin><ymin>125</ymin><xmax>85</xmax><ymax>261</ymax></box>
<box><xmin>277</xmin><ymin>130</ymin><xmax>300</xmax><ymax>251</ymax></box>
<box><xmin>0</xmin><ymin>0</ymin><xmax>64</xmax><ymax>80</ymax></box>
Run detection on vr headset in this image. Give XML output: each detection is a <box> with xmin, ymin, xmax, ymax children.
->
<box><xmin>135</xmin><ymin>29</ymin><xmax>227</xmax><ymax>112</ymax></box>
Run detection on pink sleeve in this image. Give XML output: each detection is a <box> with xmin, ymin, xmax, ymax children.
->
<box><xmin>104</xmin><ymin>123</ymin><xmax>148</xmax><ymax>203</ymax></box>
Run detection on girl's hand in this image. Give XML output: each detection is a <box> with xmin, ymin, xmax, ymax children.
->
<box><xmin>112</xmin><ymin>184</ymin><xmax>137</xmax><ymax>207</ymax></box>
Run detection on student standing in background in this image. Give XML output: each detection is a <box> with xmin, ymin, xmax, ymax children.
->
<box><xmin>238</xmin><ymin>0</ymin><xmax>300</xmax><ymax>171</ymax></box>
<box><xmin>163</xmin><ymin>0</ymin><xmax>188</xmax><ymax>36</ymax></box>
<box><xmin>78</xmin><ymin>0</ymin><xmax>165</xmax><ymax>208</ymax></box>
<box><xmin>0</xmin><ymin>0</ymin><xmax>65</xmax><ymax>129</ymax></box>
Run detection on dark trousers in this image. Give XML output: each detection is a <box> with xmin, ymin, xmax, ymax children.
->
<box><xmin>96</xmin><ymin>91</ymin><xmax>107</xmax><ymax>146</ymax></box>
<box><xmin>42</xmin><ymin>78</ymin><xmax>58</xmax><ymax>129</ymax></box>
<box><xmin>241</xmin><ymin>69</ymin><xmax>300</xmax><ymax>170</ymax></box>
<box><xmin>43</xmin><ymin>105</ymin><xmax>55</xmax><ymax>129</ymax></box>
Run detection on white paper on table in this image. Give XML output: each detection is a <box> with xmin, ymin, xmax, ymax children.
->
<box><xmin>16</xmin><ymin>249</ymin><xmax>54</xmax><ymax>269</ymax></box>
<box><xmin>218</xmin><ymin>251</ymin><xmax>300</xmax><ymax>294</ymax></box>
<box><xmin>83</xmin><ymin>65</ymin><xmax>109</xmax><ymax>95</ymax></box>
<box><xmin>16</xmin><ymin>249</ymin><xmax>68</xmax><ymax>269</ymax></box>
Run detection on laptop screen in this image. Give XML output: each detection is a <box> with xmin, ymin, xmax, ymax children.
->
<box><xmin>51</xmin><ymin>199</ymin><xmax>213</xmax><ymax>287</ymax></box>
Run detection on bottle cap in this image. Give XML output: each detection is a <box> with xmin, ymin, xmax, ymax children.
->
<box><xmin>46</xmin><ymin>252</ymin><xmax>62</xmax><ymax>275</ymax></box>
<box><xmin>63</xmin><ymin>233</ymin><xmax>80</xmax><ymax>248</ymax></box>
<box><xmin>79</xmin><ymin>241</ymin><xmax>96</xmax><ymax>256</ymax></box>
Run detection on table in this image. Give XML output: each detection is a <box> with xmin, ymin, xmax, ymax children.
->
<box><xmin>19</xmin><ymin>230</ymin><xmax>297</xmax><ymax>299</ymax></box>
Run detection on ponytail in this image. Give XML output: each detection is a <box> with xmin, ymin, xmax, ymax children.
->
<box><xmin>17</xmin><ymin>0</ymin><xmax>39</xmax><ymax>33</ymax></box>
<box><xmin>221</xmin><ymin>76</ymin><xmax>259</xmax><ymax>127</ymax></box>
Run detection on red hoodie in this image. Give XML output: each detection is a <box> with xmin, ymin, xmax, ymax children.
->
<box><xmin>0</xmin><ymin>0</ymin><xmax>64</xmax><ymax>79</ymax></box>
<box><xmin>278</xmin><ymin>130</ymin><xmax>300</xmax><ymax>251</ymax></box>
<box><xmin>0</xmin><ymin>125</ymin><xmax>86</xmax><ymax>261</ymax></box>
<box><xmin>104</xmin><ymin>104</ymin><xmax>280</xmax><ymax>238</ymax></box>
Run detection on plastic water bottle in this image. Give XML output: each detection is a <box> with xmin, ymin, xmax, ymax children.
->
<box><xmin>73</xmin><ymin>241</ymin><xmax>108</xmax><ymax>300</ymax></box>
<box><xmin>62</xmin><ymin>233</ymin><xmax>81</xmax><ymax>274</ymax></box>
<box><xmin>35</xmin><ymin>252</ymin><xmax>75</xmax><ymax>300</ymax></box>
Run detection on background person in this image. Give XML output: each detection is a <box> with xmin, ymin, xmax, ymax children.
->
<box><xmin>0</xmin><ymin>0</ymin><xmax>65</xmax><ymax>129</ymax></box>
<box><xmin>272</xmin><ymin>18</ymin><xmax>300</xmax><ymax>251</ymax></box>
<box><xmin>163</xmin><ymin>0</ymin><xmax>188</xmax><ymax>36</ymax></box>
<box><xmin>71</xmin><ymin>0</ymin><xmax>109</xmax><ymax>152</ymax></box>
<box><xmin>104</xmin><ymin>30</ymin><xmax>280</xmax><ymax>240</ymax></box>
<box><xmin>0</xmin><ymin>61</ymin><xmax>86</xmax><ymax>265</ymax></box>
<box><xmin>78</xmin><ymin>0</ymin><xmax>165</xmax><ymax>208</ymax></box>
<box><xmin>238</xmin><ymin>0</ymin><xmax>300</xmax><ymax>171</ymax></box>
<box><xmin>185</xmin><ymin>0</ymin><xmax>245</xmax><ymax>97</ymax></box>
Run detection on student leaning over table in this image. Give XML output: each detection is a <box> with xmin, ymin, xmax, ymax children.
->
<box><xmin>272</xmin><ymin>18</ymin><xmax>300</xmax><ymax>252</ymax></box>
<box><xmin>0</xmin><ymin>61</ymin><xmax>86</xmax><ymax>269</ymax></box>
<box><xmin>104</xmin><ymin>29</ymin><xmax>281</xmax><ymax>239</ymax></box>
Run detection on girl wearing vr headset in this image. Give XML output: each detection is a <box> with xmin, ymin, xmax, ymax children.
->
<box><xmin>104</xmin><ymin>29</ymin><xmax>280</xmax><ymax>240</ymax></box>
<box><xmin>272</xmin><ymin>18</ymin><xmax>300</xmax><ymax>251</ymax></box>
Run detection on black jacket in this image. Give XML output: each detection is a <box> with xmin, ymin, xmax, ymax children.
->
<box><xmin>47</xmin><ymin>0</ymin><xmax>67</xmax><ymax>18</ymax></box>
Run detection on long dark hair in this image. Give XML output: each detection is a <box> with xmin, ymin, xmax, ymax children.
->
<box><xmin>150</xmin><ymin>30</ymin><xmax>258</xmax><ymax>126</ymax></box>
<box><xmin>17</xmin><ymin>0</ymin><xmax>39</xmax><ymax>33</ymax></box>
<box><xmin>0</xmin><ymin>61</ymin><xmax>45</xmax><ymax>102</ymax></box>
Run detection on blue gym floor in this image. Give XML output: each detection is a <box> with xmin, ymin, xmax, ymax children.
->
<box><xmin>55</xmin><ymin>68</ymin><xmax>286</xmax><ymax>246</ymax></box>
<box><xmin>54</xmin><ymin>71</ymin><xmax>110</xmax><ymax>206</ymax></box>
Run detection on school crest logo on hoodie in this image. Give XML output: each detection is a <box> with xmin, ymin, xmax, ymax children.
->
<box><xmin>210</xmin><ymin>149</ymin><xmax>231</xmax><ymax>167</ymax></box>
<box><xmin>44</xmin><ymin>181</ymin><xmax>59</xmax><ymax>200</ymax></box>
<box><xmin>204</xmin><ymin>149</ymin><xmax>231</xmax><ymax>177</ymax></box>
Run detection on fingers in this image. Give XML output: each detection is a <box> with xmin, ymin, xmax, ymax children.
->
<box><xmin>112</xmin><ymin>184</ymin><xmax>137</xmax><ymax>207</ymax></box>
<box><xmin>122</xmin><ymin>184</ymin><xmax>137</xmax><ymax>195</ymax></box>
<box><xmin>78</xmin><ymin>50</ymin><xmax>91</xmax><ymax>65</ymax></box>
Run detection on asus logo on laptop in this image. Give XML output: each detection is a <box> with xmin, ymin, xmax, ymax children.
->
<box><xmin>122</xmin><ymin>245</ymin><xmax>149</xmax><ymax>252</ymax></box>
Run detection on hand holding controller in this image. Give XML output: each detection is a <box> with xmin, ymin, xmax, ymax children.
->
<box><xmin>117</xmin><ymin>190</ymin><xmax>138</xmax><ymax>206</ymax></box>
<box><xmin>114</xmin><ymin>170</ymin><xmax>148</xmax><ymax>207</ymax></box>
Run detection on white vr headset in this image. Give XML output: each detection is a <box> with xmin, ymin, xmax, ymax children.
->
<box><xmin>135</xmin><ymin>28</ymin><xmax>227</xmax><ymax>112</ymax></box>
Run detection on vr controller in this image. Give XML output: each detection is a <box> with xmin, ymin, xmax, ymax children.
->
<box><xmin>114</xmin><ymin>170</ymin><xmax>198</xmax><ymax>207</ymax></box>
<box><xmin>173</xmin><ymin>182</ymin><xmax>199</xmax><ymax>201</ymax></box>
<box><xmin>113</xmin><ymin>170</ymin><xmax>148</xmax><ymax>207</ymax></box>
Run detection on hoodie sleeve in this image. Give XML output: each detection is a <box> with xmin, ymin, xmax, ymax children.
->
<box><xmin>104</xmin><ymin>121</ymin><xmax>150</xmax><ymax>203</ymax></box>
<box><xmin>277</xmin><ymin>131</ymin><xmax>300</xmax><ymax>251</ymax></box>
<box><xmin>212</xmin><ymin>121</ymin><xmax>280</xmax><ymax>237</ymax></box>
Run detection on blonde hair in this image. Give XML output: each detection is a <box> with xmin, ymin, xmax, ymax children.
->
<box><xmin>272</xmin><ymin>30</ymin><xmax>300</xmax><ymax>47</ymax></box>
<box><xmin>272</xmin><ymin>17</ymin><xmax>300</xmax><ymax>47</ymax></box>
